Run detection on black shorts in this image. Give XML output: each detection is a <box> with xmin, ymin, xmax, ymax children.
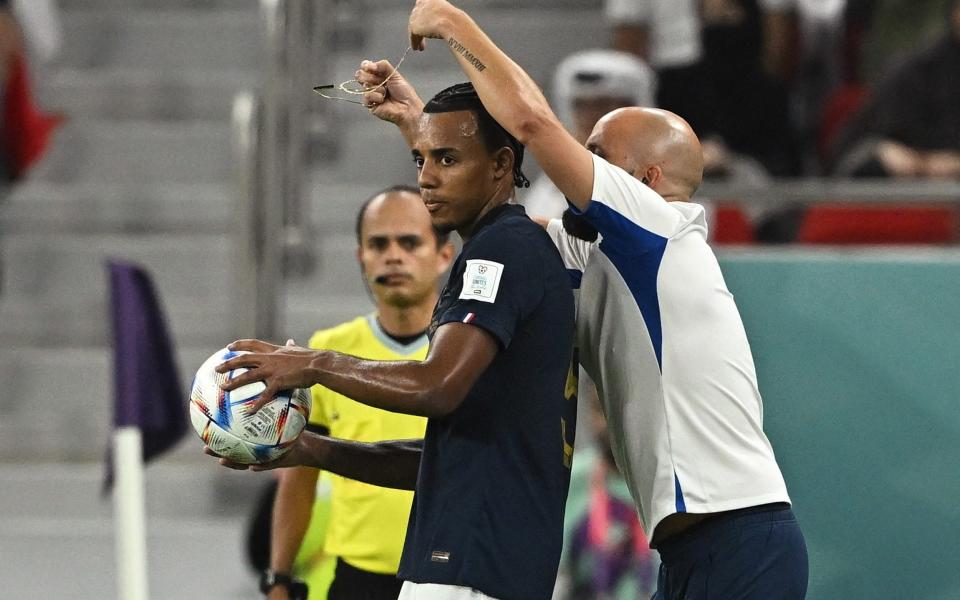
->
<box><xmin>653</xmin><ymin>504</ymin><xmax>808</xmax><ymax>600</ymax></box>
<box><xmin>327</xmin><ymin>557</ymin><xmax>403</xmax><ymax>600</ymax></box>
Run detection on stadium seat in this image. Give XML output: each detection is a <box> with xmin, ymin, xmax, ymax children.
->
<box><xmin>796</xmin><ymin>204</ymin><xmax>959</xmax><ymax>245</ymax></box>
<box><xmin>711</xmin><ymin>203</ymin><xmax>755</xmax><ymax>244</ymax></box>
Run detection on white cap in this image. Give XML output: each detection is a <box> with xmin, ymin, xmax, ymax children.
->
<box><xmin>553</xmin><ymin>49</ymin><xmax>658</xmax><ymax>128</ymax></box>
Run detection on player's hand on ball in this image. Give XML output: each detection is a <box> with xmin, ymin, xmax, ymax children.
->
<box><xmin>192</xmin><ymin>344</ymin><xmax>310</xmax><ymax>464</ymax></box>
<box><xmin>203</xmin><ymin>445</ymin><xmax>257</xmax><ymax>470</ymax></box>
<box><xmin>216</xmin><ymin>339</ymin><xmax>318</xmax><ymax>413</ymax></box>
<box><xmin>357</xmin><ymin>59</ymin><xmax>423</xmax><ymax>125</ymax></box>
<box><xmin>203</xmin><ymin>437</ymin><xmax>301</xmax><ymax>471</ymax></box>
<box><xmin>204</xmin><ymin>444</ymin><xmax>290</xmax><ymax>471</ymax></box>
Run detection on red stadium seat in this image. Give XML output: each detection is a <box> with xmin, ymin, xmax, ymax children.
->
<box><xmin>711</xmin><ymin>203</ymin><xmax>755</xmax><ymax>245</ymax></box>
<box><xmin>796</xmin><ymin>204</ymin><xmax>959</xmax><ymax>245</ymax></box>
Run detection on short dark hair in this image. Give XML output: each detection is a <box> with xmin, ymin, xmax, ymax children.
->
<box><xmin>423</xmin><ymin>82</ymin><xmax>530</xmax><ymax>188</ymax></box>
<box><xmin>355</xmin><ymin>184</ymin><xmax>450</xmax><ymax>246</ymax></box>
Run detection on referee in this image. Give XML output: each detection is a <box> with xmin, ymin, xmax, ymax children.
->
<box><xmin>263</xmin><ymin>186</ymin><xmax>453</xmax><ymax>600</ymax></box>
<box><xmin>375</xmin><ymin>1</ymin><xmax>810</xmax><ymax>598</ymax></box>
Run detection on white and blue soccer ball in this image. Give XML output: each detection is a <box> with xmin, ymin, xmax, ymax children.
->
<box><xmin>189</xmin><ymin>347</ymin><xmax>311</xmax><ymax>464</ymax></box>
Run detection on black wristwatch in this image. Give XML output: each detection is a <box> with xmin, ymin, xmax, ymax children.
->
<box><xmin>259</xmin><ymin>569</ymin><xmax>308</xmax><ymax>599</ymax></box>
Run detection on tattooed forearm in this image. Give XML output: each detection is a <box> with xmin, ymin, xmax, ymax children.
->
<box><xmin>447</xmin><ymin>37</ymin><xmax>486</xmax><ymax>72</ymax></box>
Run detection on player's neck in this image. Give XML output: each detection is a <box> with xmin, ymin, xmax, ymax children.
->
<box><xmin>458</xmin><ymin>191</ymin><xmax>514</xmax><ymax>242</ymax></box>
<box><xmin>376</xmin><ymin>296</ymin><xmax>438</xmax><ymax>337</ymax></box>
<box><xmin>657</xmin><ymin>181</ymin><xmax>692</xmax><ymax>203</ymax></box>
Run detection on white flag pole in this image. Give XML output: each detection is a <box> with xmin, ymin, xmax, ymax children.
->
<box><xmin>113</xmin><ymin>426</ymin><xmax>150</xmax><ymax>600</ymax></box>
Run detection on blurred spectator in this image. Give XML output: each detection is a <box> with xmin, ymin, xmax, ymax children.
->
<box><xmin>858</xmin><ymin>0</ymin><xmax>954</xmax><ymax>85</ymax></box>
<box><xmin>0</xmin><ymin>0</ymin><xmax>22</xmax><ymax>181</ymax></box>
<box><xmin>607</xmin><ymin>0</ymin><xmax>803</xmax><ymax>177</ymax></box>
<box><xmin>553</xmin><ymin>384</ymin><xmax>658</xmax><ymax>600</ymax></box>
<box><xmin>813</xmin><ymin>0</ymin><xmax>869</xmax><ymax>169</ymax></box>
<box><xmin>697</xmin><ymin>0</ymin><xmax>811</xmax><ymax>241</ymax></box>
<box><xmin>758</xmin><ymin>0</ymin><xmax>800</xmax><ymax>80</ymax></box>
<box><xmin>698</xmin><ymin>0</ymin><xmax>803</xmax><ymax>176</ymax></box>
<box><xmin>0</xmin><ymin>0</ymin><xmax>21</xmax><ymax>79</ymax></box>
<box><xmin>522</xmin><ymin>49</ymin><xmax>656</xmax><ymax>218</ymax></box>
<box><xmin>605</xmin><ymin>0</ymin><xmax>706</xmax><ymax>133</ymax></box>
<box><xmin>8</xmin><ymin>0</ymin><xmax>61</xmax><ymax>66</ymax></box>
<box><xmin>1</xmin><ymin>0</ymin><xmax>61</xmax><ymax>184</ymax></box>
<box><xmin>830</xmin><ymin>0</ymin><xmax>960</xmax><ymax>179</ymax></box>
<box><xmin>770</xmin><ymin>0</ymin><xmax>848</xmax><ymax>173</ymax></box>
<box><xmin>518</xmin><ymin>47</ymin><xmax>783</xmax><ymax>243</ymax></box>
<box><xmin>820</xmin><ymin>1</ymin><xmax>952</xmax><ymax>165</ymax></box>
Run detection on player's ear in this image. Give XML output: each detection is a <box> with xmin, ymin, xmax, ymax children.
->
<box><xmin>492</xmin><ymin>147</ymin><xmax>514</xmax><ymax>181</ymax></box>
<box><xmin>640</xmin><ymin>165</ymin><xmax>662</xmax><ymax>188</ymax></box>
<box><xmin>436</xmin><ymin>240</ymin><xmax>455</xmax><ymax>274</ymax></box>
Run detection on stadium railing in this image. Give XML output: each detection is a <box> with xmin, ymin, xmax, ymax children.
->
<box><xmin>700</xmin><ymin>179</ymin><xmax>960</xmax><ymax>206</ymax></box>
<box><xmin>231</xmin><ymin>0</ymin><xmax>330</xmax><ymax>341</ymax></box>
<box><xmin>701</xmin><ymin>179</ymin><xmax>960</xmax><ymax>245</ymax></box>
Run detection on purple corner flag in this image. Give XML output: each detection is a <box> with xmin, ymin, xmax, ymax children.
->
<box><xmin>103</xmin><ymin>261</ymin><xmax>188</xmax><ymax>492</ymax></box>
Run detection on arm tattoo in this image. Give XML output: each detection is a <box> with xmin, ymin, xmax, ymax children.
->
<box><xmin>447</xmin><ymin>37</ymin><xmax>486</xmax><ymax>72</ymax></box>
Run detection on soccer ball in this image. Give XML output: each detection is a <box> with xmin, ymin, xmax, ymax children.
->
<box><xmin>189</xmin><ymin>347</ymin><xmax>311</xmax><ymax>464</ymax></box>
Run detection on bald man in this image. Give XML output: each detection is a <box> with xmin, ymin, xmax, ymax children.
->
<box><xmin>359</xmin><ymin>1</ymin><xmax>809</xmax><ymax>598</ymax></box>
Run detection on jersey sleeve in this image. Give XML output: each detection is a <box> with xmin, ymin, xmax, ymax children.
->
<box><xmin>572</xmin><ymin>154</ymin><xmax>686</xmax><ymax>252</ymax></box>
<box><xmin>435</xmin><ymin>227</ymin><xmax>544</xmax><ymax>349</ymax></box>
<box><xmin>546</xmin><ymin>218</ymin><xmax>594</xmax><ymax>274</ymax></box>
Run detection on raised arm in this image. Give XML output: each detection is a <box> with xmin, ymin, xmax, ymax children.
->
<box><xmin>406</xmin><ymin>0</ymin><xmax>596</xmax><ymax>208</ymax></box>
<box><xmin>217</xmin><ymin>322</ymin><xmax>498</xmax><ymax>418</ymax></box>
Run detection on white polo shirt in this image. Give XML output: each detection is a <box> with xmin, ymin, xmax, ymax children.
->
<box><xmin>546</xmin><ymin>154</ymin><xmax>790</xmax><ymax>538</ymax></box>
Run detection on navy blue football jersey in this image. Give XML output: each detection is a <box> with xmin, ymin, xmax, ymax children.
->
<box><xmin>397</xmin><ymin>204</ymin><xmax>578</xmax><ymax>599</ymax></box>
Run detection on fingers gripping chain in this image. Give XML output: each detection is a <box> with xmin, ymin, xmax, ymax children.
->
<box><xmin>313</xmin><ymin>47</ymin><xmax>412</xmax><ymax>105</ymax></box>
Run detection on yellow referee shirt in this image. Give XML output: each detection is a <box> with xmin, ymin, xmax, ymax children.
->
<box><xmin>307</xmin><ymin>314</ymin><xmax>428</xmax><ymax>575</ymax></box>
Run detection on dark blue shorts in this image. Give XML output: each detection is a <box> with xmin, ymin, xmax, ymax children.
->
<box><xmin>652</xmin><ymin>504</ymin><xmax>808</xmax><ymax>600</ymax></box>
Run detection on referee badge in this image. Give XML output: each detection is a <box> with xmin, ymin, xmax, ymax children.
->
<box><xmin>459</xmin><ymin>259</ymin><xmax>504</xmax><ymax>304</ymax></box>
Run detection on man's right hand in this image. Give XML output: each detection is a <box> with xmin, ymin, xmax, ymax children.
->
<box><xmin>203</xmin><ymin>430</ymin><xmax>328</xmax><ymax>471</ymax></box>
<box><xmin>357</xmin><ymin>59</ymin><xmax>424</xmax><ymax>129</ymax></box>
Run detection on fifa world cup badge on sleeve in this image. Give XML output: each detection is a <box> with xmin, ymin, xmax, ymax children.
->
<box><xmin>459</xmin><ymin>259</ymin><xmax>504</xmax><ymax>303</ymax></box>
